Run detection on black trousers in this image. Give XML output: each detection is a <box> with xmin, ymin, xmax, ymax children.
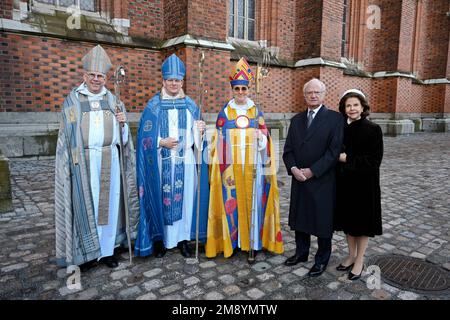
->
<box><xmin>295</xmin><ymin>231</ymin><xmax>332</xmax><ymax>266</ymax></box>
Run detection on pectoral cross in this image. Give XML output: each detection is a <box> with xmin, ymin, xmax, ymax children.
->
<box><xmin>94</xmin><ymin>113</ymin><xmax>102</xmax><ymax>129</ymax></box>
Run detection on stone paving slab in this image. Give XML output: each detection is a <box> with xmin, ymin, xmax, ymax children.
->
<box><xmin>0</xmin><ymin>132</ymin><xmax>449</xmax><ymax>300</ymax></box>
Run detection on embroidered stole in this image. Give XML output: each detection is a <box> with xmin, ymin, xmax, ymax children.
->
<box><xmin>221</xmin><ymin>106</ymin><xmax>258</xmax><ymax>251</ymax></box>
<box><xmin>79</xmin><ymin>93</ymin><xmax>115</xmax><ymax>226</ymax></box>
<box><xmin>160</xmin><ymin>99</ymin><xmax>187</xmax><ymax>225</ymax></box>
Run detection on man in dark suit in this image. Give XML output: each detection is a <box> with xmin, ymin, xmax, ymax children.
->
<box><xmin>282</xmin><ymin>78</ymin><xmax>344</xmax><ymax>277</ymax></box>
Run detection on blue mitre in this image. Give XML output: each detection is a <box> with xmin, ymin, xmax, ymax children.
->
<box><xmin>162</xmin><ymin>54</ymin><xmax>185</xmax><ymax>80</ymax></box>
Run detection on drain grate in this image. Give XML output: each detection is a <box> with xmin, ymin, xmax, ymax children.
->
<box><xmin>370</xmin><ymin>255</ymin><xmax>450</xmax><ymax>293</ymax></box>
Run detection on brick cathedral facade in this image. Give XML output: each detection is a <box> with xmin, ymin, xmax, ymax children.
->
<box><xmin>0</xmin><ymin>0</ymin><xmax>449</xmax><ymax>156</ymax></box>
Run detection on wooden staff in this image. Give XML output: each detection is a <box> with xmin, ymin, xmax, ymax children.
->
<box><xmin>195</xmin><ymin>51</ymin><xmax>206</xmax><ymax>261</ymax></box>
<box><xmin>248</xmin><ymin>125</ymin><xmax>259</xmax><ymax>264</ymax></box>
<box><xmin>114</xmin><ymin>65</ymin><xmax>133</xmax><ymax>264</ymax></box>
<box><xmin>248</xmin><ymin>43</ymin><xmax>272</xmax><ymax>264</ymax></box>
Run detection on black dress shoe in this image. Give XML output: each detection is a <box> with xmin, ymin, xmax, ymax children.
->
<box><xmin>153</xmin><ymin>241</ymin><xmax>166</xmax><ymax>258</ymax></box>
<box><xmin>308</xmin><ymin>264</ymin><xmax>327</xmax><ymax>277</ymax></box>
<box><xmin>348</xmin><ymin>265</ymin><xmax>365</xmax><ymax>281</ymax></box>
<box><xmin>284</xmin><ymin>254</ymin><xmax>308</xmax><ymax>266</ymax></box>
<box><xmin>336</xmin><ymin>263</ymin><xmax>354</xmax><ymax>272</ymax></box>
<box><xmin>229</xmin><ymin>247</ymin><xmax>239</xmax><ymax>258</ymax></box>
<box><xmin>177</xmin><ymin>240</ymin><xmax>193</xmax><ymax>258</ymax></box>
<box><xmin>79</xmin><ymin>260</ymin><xmax>98</xmax><ymax>272</ymax></box>
<box><xmin>99</xmin><ymin>256</ymin><xmax>118</xmax><ymax>268</ymax></box>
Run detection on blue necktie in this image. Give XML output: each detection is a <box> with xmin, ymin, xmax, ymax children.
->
<box><xmin>307</xmin><ymin>110</ymin><xmax>314</xmax><ymax>128</ymax></box>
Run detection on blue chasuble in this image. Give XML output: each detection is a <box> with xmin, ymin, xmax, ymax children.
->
<box><xmin>134</xmin><ymin>92</ymin><xmax>209</xmax><ymax>256</ymax></box>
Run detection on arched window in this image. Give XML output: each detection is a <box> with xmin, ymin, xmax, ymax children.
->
<box><xmin>341</xmin><ymin>0</ymin><xmax>349</xmax><ymax>58</ymax></box>
<box><xmin>32</xmin><ymin>0</ymin><xmax>98</xmax><ymax>13</ymax></box>
<box><xmin>228</xmin><ymin>0</ymin><xmax>255</xmax><ymax>41</ymax></box>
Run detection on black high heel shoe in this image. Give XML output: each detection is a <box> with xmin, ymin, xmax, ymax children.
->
<box><xmin>336</xmin><ymin>263</ymin><xmax>354</xmax><ymax>272</ymax></box>
<box><xmin>348</xmin><ymin>265</ymin><xmax>365</xmax><ymax>281</ymax></box>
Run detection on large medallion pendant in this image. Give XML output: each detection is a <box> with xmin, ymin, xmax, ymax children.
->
<box><xmin>235</xmin><ymin>115</ymin><xmax>250</xmax><ymax>129</ymax></box>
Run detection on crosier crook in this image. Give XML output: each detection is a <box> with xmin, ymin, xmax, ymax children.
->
<box><xmin>114</xmin><ymin>65</ymin><xmax>133</xmax><ymax>264</ymax></box>
<box><xmin>195</xmin><ymin>51</ymin><xmax>206</xmax><ymax>262</ymax></box>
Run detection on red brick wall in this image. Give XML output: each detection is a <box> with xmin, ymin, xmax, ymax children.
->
<box><xmin>406</xmin><ymin>83</ymin><xmax>446</xmax><ymax>114</ymax></box>
<box><xmin>272</xmin><ymin>0</ymin><xmax>297</xmax><ymax>61</ymax></box>
<box><xmin>0</xmin><ymin>34</ymin><xmax>73</xmax><ymax>112</ymax></box>
<box><xmin>403</xmin><ymin>80</ymin><xmax>444</xmax><ymax>114</ymax></box>
<box><xmin>255</xmin><ymin>66</ymin><xmax>310</xmax><ymax>114</ymax></box>
<box><xmin>183</xmin><ymin>47</ymin><xmax>231</xmax><ymax>113</ymax></box>
<box><xmin>363</xmin><ymin>0</ymin><xmax>402</xmax><ymax>72</ymax></box>
<box><xmin>329</xmin><ymin>75</ymin><xmax>445</xmax><ymax>115</ymax></box>
<box><xmin>112</xmin><ymin>0</ymin><xmax>129</xmax><ymax>19</ymax></box>
<box><xmin>395</xmin><ymin>78</ymin><xmax>415</xmax><ymax>113</ymax></box>
<box><xmin>256</xmin><ymin>0</ymin><xmax>273</xmax><ymax>50</ymax></box>
<box><xmin>184</xmin><ymin>59</ymin><xmax>316</xmax><ymax>115</ymax></box>
<box><xmin>444</xmin><ymin>86</ymin><xmax>450</xmax><ymax>114</ymax></box>
<box><xmin>187</xmin><ymin>0</ymin><xmax>227</xmax><ymax>41</ymax></box>
<box><xmin>447</xmin><ymin>29</ymin><xmax>450</xmax><ymax>80</ymax></box>
<box><xmin>325</xmin><ymin>71</ymin><xmax>447</xmax><ymax>115</ymax></box>
<box><xmin>370</xmin><ymin>78</ymin><xmax>397</xmax><ymax>114</ymax></box>
<box><xmin>294</xmin><ymin>0</ymin><xmax>323</xmax><ymax>60</ymax></box>
<box><xmin>321</xmin><ymin>0</ymin><xmax>344</xmax><ymax>62</ymax></box>
<box><xmin>255</xmin><ymin>0</ymin><xmax>299</xmax><ymax>61</ymax></box>
<box><xmin>0</xmin><ymin>34</ymin><xmax>235</xmax><ymax>114</ymax></box>
<box><xmin>396</xmin><ymin>0</ymin><xmax>415</xmax><ymax>73</ymax></box>
<box><xmin>128</xmin><ymin>0</ymin><xmax>165</xmax><ymax>40</ymax></box>
<box><xmin>111</xmin><ymin>47</ymin><xmax>162</xmax><ymax>112</ymax></box>
<box><xmin>0</xmin><ymin>0</ymin><xmax>12</xmax><ymax>19</ymax></box>
<box><xmin>318</xmin><ymin>67</ymin><xmax>346</xmax><ymax>111</ymax></box>
<box><xmin>0</xmin><ymin>33</ymin><xmax>163</xmax><ymax>113</ymax></box>
<box><xmin>0</xmin><ymin>0</ymin><xmax>448</xmax><ymax>117</ymax></box>
<box><xmin>312</xmin><ymin>67</ymin><xmax>445</xmax><ymax>115</ymax></box>
<box><xmin>414</xmin><ymin>0</ymin><xmax>449</xmax><ymax>79</ymax></box>
<box><xmin>291</xmin><ymin>67</ymin><xmax>400</xmax><ymax>115</ymax></box>
<box><xmin>164</xmin><ymin>0</ymin><xmax>188</xmax><ymax>39</ymax></box>
<box><xmin>256</xmin><ymin>65</ymin><xmax>407</xmax><ymax>115</ymax></box>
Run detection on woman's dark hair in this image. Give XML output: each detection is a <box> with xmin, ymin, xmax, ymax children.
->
<box><xmin>338</xmin><ymin>92</ymin><xmax>370</xmax><ymax>118</ymax></box>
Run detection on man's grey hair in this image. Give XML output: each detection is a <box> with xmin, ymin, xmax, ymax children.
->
<box><xmin>303</xmin><ymin>78</ymin><xmax>326</xmax><ymax>94</ymax></box>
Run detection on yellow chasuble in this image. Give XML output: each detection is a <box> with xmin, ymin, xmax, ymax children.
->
<box><xmin>205</xmin><ymin>105</ymin><xmax>284</xmax><ymax>258</ymax></box>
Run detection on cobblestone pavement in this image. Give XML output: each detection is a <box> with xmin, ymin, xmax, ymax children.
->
<box><xmin>0</xmin><ymin>132</ymin><xmax>449</xmax><ymax>300</ymax></box>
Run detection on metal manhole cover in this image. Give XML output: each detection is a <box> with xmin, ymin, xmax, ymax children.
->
<box><xmin>370</xmin><ymin>255</ymin><xmax>450</xmax><ymax>293</ymax></box>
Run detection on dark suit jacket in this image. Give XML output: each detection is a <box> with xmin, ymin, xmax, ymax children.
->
<box><xmin>283</xmin><ymin>105</ymin><xmax>344</xmax><ymax>237</ymax></box>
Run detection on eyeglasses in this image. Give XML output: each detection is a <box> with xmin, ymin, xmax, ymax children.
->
<box><xmin>305</xmin><ymin>91</ymin><xmax>324</xmax><ymax>96</ymax></box>
<box><xmin>86</xmin><ymin>73</ymin><xmax>106</xmax><ymax>80</ymax></box>
<box><xmin>233</xmin><ymin>86</ymin><xmax>248</xmax><ymax>92</ymax></box>
<box><xmin>165</xmin><ymin>79</ymin><xmax>183</xmax><ymax>84</ymax></box>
